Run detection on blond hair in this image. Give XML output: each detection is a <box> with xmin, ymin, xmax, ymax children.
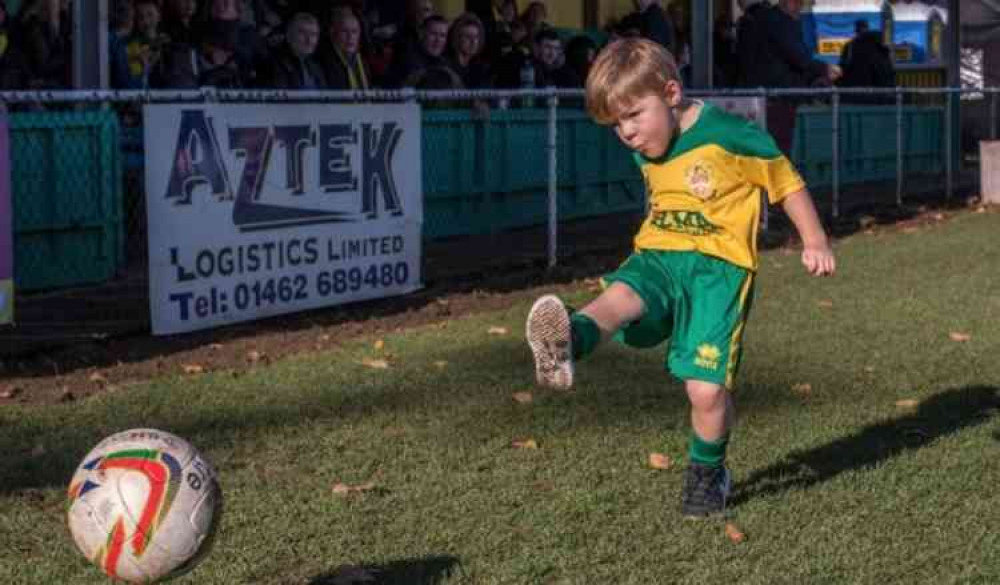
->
<box><xmin>585</xmin><ymin>38</ymin><xmax>681</xmax><ymax>125</ymax></box>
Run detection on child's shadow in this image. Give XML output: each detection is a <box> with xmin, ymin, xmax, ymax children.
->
<box><xmin>309</xmin><ymin>555</ymin><xmax>462</xmax><ymax>585</ymax></box>
<box><xmin>733</xmin><ymin>385</ymin><xmax>999</xmax><ymax>507</ymax></box>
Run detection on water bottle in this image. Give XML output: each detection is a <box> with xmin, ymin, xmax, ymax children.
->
<box><xmin>519</xmin><ymin>58</ymin><xmax>535</xmax><ymax>108</ymax></box>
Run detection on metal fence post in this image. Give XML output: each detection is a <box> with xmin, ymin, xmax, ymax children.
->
<box><xmin>832</xmin><ymin>89</ymin><xmax>840</xmax><ymax>219</ymax></box>
<box><xmin>896</xmin><ymin>88</ymin><xmax>904</xmax><ymax>208</ymax></box>
<box><xmin>547</xmin><ymin>91</ymin><xmax>559</xmax><ymax>269</ymax></box>
<box><xmin>945</xmin><ymin>90</ymin><xmax>953</xmax><ymax>201</ymax></box>
<box><xmin>991</xmin><ymin>88</ymin><xmax>998</xmax><ymax>142</ymax></box>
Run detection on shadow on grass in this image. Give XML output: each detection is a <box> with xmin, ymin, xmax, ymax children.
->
<box><xmin>309</xmin><ymin>555</ymin><xmax>462</xmax><ymax>585</ymax></box>
<box><xmin>732</xmin><ymin>385</ymin><xmax>1000</xmax><ymax>507</ymax></box>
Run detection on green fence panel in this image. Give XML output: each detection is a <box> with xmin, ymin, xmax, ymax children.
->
<box><xmin>792</xmin><ymin>105</ymin><xmax>944</xmax><ymax>188</ymax></box>
<box><xmin>422</xmin><ymin>108</ymin><xmax>644</xmax><ymax>239</ymax></box>
<box><xmin>11</xmin><ymin>111</ymin><xmax>123</xmax><ymax>291</ymax></box>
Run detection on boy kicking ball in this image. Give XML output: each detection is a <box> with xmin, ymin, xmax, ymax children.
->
<box><xmin>526</xmin><ymin>38</ymin><xmax>835</xmax><ymax>519</ymax></box>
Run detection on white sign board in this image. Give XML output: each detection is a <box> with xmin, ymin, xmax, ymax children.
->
<box><xmin>145</xmin><ymin>103</ymin><xmax>423</xmax><ymax>335</ymax></box>
<box><xmin>705</xmin><ymin>97</ymin><xmax>767</xmax><ymax>130</ymax></box>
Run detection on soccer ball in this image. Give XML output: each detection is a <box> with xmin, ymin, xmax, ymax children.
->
<box><xmin>66</xmin><ymin>428</ymin><xmax>222</xmax><ymax>583</ymax></box>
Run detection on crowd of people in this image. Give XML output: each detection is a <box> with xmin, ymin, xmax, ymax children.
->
<box><xmin>0</xmin><ymin>0</ymin><xmax>895</xmax><ymax>104</ymax></box>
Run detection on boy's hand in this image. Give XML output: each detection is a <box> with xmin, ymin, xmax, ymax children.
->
<box><xmin>801</xmin><ymin>244</ymin><xmax>835</xmax><ymax>276</ymax></box>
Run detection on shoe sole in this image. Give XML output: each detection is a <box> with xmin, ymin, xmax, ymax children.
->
<box><xmin>525</xmin><ymin>295</ymin><xmax>574</xmax><ymax>390</ymax></box>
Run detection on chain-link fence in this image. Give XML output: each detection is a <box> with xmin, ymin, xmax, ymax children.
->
<box><xmin>0</xmin><ymin>86</ymin><xmax>992</xmax><ymax>351</ymax></box>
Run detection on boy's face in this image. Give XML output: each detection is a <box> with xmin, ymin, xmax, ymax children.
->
<box><xmin>611</xmin><ymin>83</ymin><xmax>682</xmax><ymax>159</ymax></box>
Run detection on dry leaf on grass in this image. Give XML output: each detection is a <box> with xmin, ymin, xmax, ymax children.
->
<box><xmin>318</xmin><ymin>334</ymin><xmax>331</xmax><ymax>342</ymax></box>
<box><xmin>817</xmin><ymin>299</ymin><xmax>834</xmax><ymax>308</ymax></box>
<box><xmin>433</xmin><ymin>360</ymin><xmax>448</xmax><ymax>369</ymax></box>
<box><xmin>88</xmin><ymin>372</ymin><xmax>107</xmax><ymax>384</ymax></box>
<box><xmin>511</xmin><ymin>439</ymin><xmax>539</xmax><ymax>450</ymax></box>
<box><xmin>0</xmin><ymin>386</ymin><xmax>21</xmax><ymax>399</ymax></box>
<box><xmin>373</xmin><ymin>339</ymin><xmax>385</xmax><ymax>351</ymax></box>
<box><xmin>208</xmin><ymin>343</ymin><xmax>223</xmax><ymax>351</ymax></box>
<box><xmin>360</xmin><ymin>358</ymin><xmax>390</xmax><ymax>369</ymax></box>
<box><xmin>863</xmin><ymin>365</ymin><xmax>876</xmax><ymax>373</ymax></box>
<box><xmin>791</xmin><ymin>383</ymin><xmax>812</xmax><ymax>395</ymax></box>
<box><xmin>182</xmin><ymin>364</ymin><xmax>205</xmax><ymax>375</ymax></box>
<box><xmin>949</xmin><ymin>332</ymin><xmax>971</xmax><ymax>342</ymax></box>
<box><xmin>725</xmin><ymin>522</ymin><xmax>747</xmax><ymax>543</ymax></box>
<box><xmin>488</xmin><ymin>326</ymin><xmax>509</xmax><ymax>336</ymax></box>
<box><xmin>648</xmin><ymin>453</ymin><xmax>673</xmax><ymax>470</ymax></box>
<box><xmin>512</xmin><ymin>392</ymin><xmax>534</xmax><ymax>404</ymax></box>
<box><xmin>895</xmin><ymin>399</ymin><xmax>920</xmax><ymax>409</ymax></box>
<box><xmin>246</xmin><ymin>350</ymin><xmax>266</xmax><ymax>363</ymax></box>
<box><xmin>331</xmin><ymin>482</ymin><xmax>377</xmax><ymax>495</ymax></box>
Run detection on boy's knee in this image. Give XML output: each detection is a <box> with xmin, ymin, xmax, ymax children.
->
<box><xmin>685</xmin><ymin>380</ymin><xmax>727</xmax><ymax>410</ymax></box>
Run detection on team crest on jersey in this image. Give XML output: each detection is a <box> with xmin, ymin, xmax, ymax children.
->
<box><xmin>684</xmin><ymin>161</ymin><xmax>716</xmax><ymax>201</ymax></box>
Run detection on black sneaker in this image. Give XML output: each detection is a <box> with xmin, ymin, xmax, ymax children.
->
<box><xmin>681</xmin><ymin>463</ymin><xmax>732</xmax><ymax>519</ymax></box>
<box><xmin>525</xmin><ymin>295</ymin><xmax>574</xmax><ymax>389</ymax></box>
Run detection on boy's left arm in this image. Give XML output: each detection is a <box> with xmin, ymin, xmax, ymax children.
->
<box><xmin>780</xmin><ymin>189</ymin><xmax>836</xmax><ymax>276</ymax></box>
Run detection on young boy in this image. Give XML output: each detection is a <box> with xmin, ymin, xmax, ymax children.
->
<box><xmin>525</xmin><ymin>38</ymin><xmax>835</xmax><ymax>519</ymax></box>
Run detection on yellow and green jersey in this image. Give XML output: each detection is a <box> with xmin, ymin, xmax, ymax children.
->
<box><xmin>632</xmin><ymin>101</ymin><xmax>806</xmax><ymax>271</ymax></box>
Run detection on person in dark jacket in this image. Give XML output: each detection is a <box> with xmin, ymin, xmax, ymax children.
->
<box><xmin>838</xmin><ymin>19</ymin><xmax>895</xmax><ymax>104</ymax></box>
<box><xmin>383</xmin><ymin>13</ymin><xmax>449</xmax><ymax>88</ymax></box>
<box><xmin>263</xmin><ymin>12</ymin><xmax>327</xmax><ymax>89</ymax></box>
<box><xmin>446</xmin><ymin>12</ymin><xmax>491</xmax><ymax>89</ymax></box>
<box><xmin>318</xmin><ymin>8</ymin><xmax>371</xmax><ymax>90</ymax></box>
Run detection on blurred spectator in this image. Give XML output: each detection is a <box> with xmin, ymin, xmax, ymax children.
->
<box><xmin>163</xmin><ymin>0</ymin><xmax>200</xmax><ymax>47</ymax></box>
<box><xmin>125</xmin><ymin>0</ymin><xmax>171</xmax><ymax>89</ymax></box>
<box><xmin>392</xmin><ymin>0</ymin><xmax>434</xmax><ymax>59</ymax></box>
<box><xmin>713</xmin><ymin>14</ymin><xmax>738</xmax><ymax>87</ymax></box>
<box><xmin>563</xmin><ymin>34</ymin><xmax>596</xmax><ymax>87</ymax></box>
<box><xmin>520</xmin><ymin>1</ymin><xmax>548</xmax><ymax>41</ymax></box>
<box><xmin>838</xmin><ymin>19</ymin><xmax>895</xmax><ymax>103</ymax></box>
<box><xmin>632</xmin><ymin>0</ymin><xmax>673</xmax><ymax>52</ymax></box>
<box><xmin>0</xmin><ymin>0</ymin><xmax>29</xmax><ymax>89</ymax></box>
<box><xmin>157</xmin><ymin>19</ymin><xmax>245</xmax><ymax>88</ymax></box>
<box><xmin>263</xmin><ymin>12</ymin><xmax>327</xmax><ymax>88</ymax></box>
<box><xmin>318</xmin><ymin>7</ymin><xmax>371</xmax><ymax>90</ymax></box>
<box><xmin>384</xmin><ymin>13</ymin><xmax>448</xmax><ymax>88</ymax></box>
<box><xmin>203</xmin><ymin>0</ymin><xmax>269</xmax><ymax>86</ymax></box>
<box><xmin>109</xmin><ymin>0</ymin><xmax>138</xmax><ymax>89</ymax></box>
<box><xmin>496</xmin><ymin>28</ymin><xmax>577</xmax><ymax>90</ymax></box>
<box><xmin>736</xmin><ymin>0</ymin><xmax>841</xmax><ymax>154</ymax></box>
<box><xmin>468</xmin><ymin>0</ymin><xmax>518</xmax><ymax>65</ymax></box>
<box><xmin>446</xmin><ymin>12</ymin><xmax>490</xmax><ymax>88</ymax></box>
<box><xmin>18</xmin><ymin>0</ymin><xmax>72</xmax><ymax>88</ymax></box>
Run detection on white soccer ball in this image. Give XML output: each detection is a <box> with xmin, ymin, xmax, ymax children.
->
<box><xmin>66</xmin><ymin>428</ymin><xmax>222</xmax><ymax>583</ymax></box>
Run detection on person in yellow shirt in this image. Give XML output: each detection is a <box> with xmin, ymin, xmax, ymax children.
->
<box><xmin>526</xmin><ymin>38</ymin><xmax>835</xmax><ymax>519</ymax></box>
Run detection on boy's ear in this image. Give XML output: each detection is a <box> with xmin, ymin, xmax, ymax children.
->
<box><xmin>663</xmin><ymin>80</ymin><xmax>683</xmax><ymax>107</ymax></box>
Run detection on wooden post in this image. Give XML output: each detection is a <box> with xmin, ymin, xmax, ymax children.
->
<box><xmin>982</xmin><ymin>141</ymin><xmax>1000</xmax><ymax>205</ymax></box>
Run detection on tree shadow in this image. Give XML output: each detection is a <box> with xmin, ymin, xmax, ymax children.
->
<box><xmin>309</xmin><ymin>555</ymin><xmax>462</xmax><ymax>585</ymax></box>
<box><xmin>732</xmin><ymin>385</ymin><xmax>1000</xmax><ymax>507</ymax></box>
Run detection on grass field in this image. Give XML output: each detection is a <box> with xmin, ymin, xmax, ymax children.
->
<box><xmin>2</xmin><ymin>210</ymin><xmax>999</xmax><ymax>584</ymax></box>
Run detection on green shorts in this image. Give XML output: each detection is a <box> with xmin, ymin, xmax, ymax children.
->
<box><xmin>602</xmin><ymin>250</ymin><xmax>755</xmax><ymax>388</ymax></box>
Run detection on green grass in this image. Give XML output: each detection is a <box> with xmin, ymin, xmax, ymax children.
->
<box><xmin>2</xmin><ymin>212</ymin><xmax>1000</xmax><ymax>584</ymax></box>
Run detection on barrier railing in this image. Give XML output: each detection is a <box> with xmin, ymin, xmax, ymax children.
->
<box><xmin>0</xmin><ymin>86</ymin><xmax>991</xmax><ymax>293</ymax></box>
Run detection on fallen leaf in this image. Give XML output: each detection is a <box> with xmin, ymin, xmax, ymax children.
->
<box><xmin>975</xmin><ymin>206</ymin><xmax>987</xmax><ymax>214</ymax></box>
<box><xmin>511</xmin><ymin>439</ymin><xmax>539</xmax><ymax>450</ymax></box>
<box><xmin>791</xmin><ymin>382</ymin><xmax>812</xmax><ymax>395</ymax></box>
<box><xmin>373</xmin><ymin>339</ymin><xmax>385</xmax><ymax>351</ymax></box>
<box><xmin>331</xmin><ymin>481</ymin><xmax>377</xmax><ymax>495</ymax></box>
<box><xmin>433</xmin><ymin>360</ymin><xmax>448</xmax><ymax>369</ymax></box>
<box><xmin>817</xmin><ymin>299</ymin><xmax>834</xmax><ymax>308</ymax></box>
<box><xmin>319</xmin><ymin>334</ymin><xmax>331</xmax><ymax>342</ymax></box>
<box><xmin>0</xmin><ymin>386</ymin><xmax>21</xmax><ymax>399</ymax></box>
<box><xmin>208</xmin><ymin>343</ymin><xmax>223</xmax><ymax>351</ymax></box>
<box><xmin>725</xmin><ymin>522</ymin><xmax>747</xmax><ymax>543</ymax></box>
<box><xmin>182</xmin><ymin>364</ymin><xmax>205</xmax><ymax>375</ymax></box>
<box><xmin>648</xmin><ymin>453</ymin><xmax>673</xmax><ymax>470</ymax></box>
<box><xmin>863</xmin><ymin>365</ymin><xmax>876</xmax><ymax>373</ymax></box>
<box><xmin>488</xmin><ymin>326</ymin><xmax>509</xmax><ymax>336</ymax></box>
<box><xmin>246</xmin><ymin>350</ymin><xmax>265</xmax><ymax>363</ymax></box>
<box><xmin>949</xmin><ymin>332</ymin><xmax>971</xmax><ymax>342</ymax></box>
<box><xmin>360</xmin><ymin>358</ymin><xmax>390</xmax><ymax>369</ymax></box>
<box><xmin>932</xmin><ymin>213</ymin><xmax>945</xmax><ymax>221</ymax></box>
<box><xmin>895</xmin><ymin>399</ymin><xmax>920</xmax><ymax>409</ymax></box>
<box><xmin>88</xmin><ymin>372</ymin><xmax>107</xmax><ymax>384</ymax></box>
<box><xmin>512</xmin><ymin>392</ymin><xmax>533</xmax><ymax>404</ymax></box>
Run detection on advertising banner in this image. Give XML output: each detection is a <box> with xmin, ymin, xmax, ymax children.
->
<box><xmin>0</xmin><ymin>106</ymin><xmax>12</xmax><ymax>326</ymax></box>
<box><xmin>145</xmin><ymin>103</ymin><xmax>423</xmax><ymax>335</ymax></box>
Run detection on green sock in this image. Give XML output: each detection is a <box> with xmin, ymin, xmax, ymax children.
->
<box><xmin>570</xmin><ymin>312</ymin><xmax>601</xmax><ymax>361</ymax></box>
<box><xmin>688</xmin><ymin>432</ymin><xmax>730</xmax><ymax>468</ymax></box>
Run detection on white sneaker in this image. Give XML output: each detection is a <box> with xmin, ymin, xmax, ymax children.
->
<box><xmin>526</xmin><ymin>295</ymin><xmax>574</xmax><ymax>389</ymax></box>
